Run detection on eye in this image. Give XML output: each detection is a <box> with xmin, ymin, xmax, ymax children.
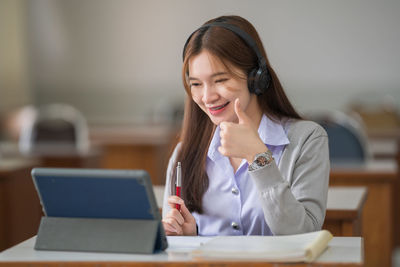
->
<box><xmin>215</xmin><ymin>78</ymin><xmax>229</xmax><ymax>83</ymax></box>
<box><xmin>190</xmin><ymin>82</ymin><xmax>202</xmax><ymax>88</ymax></box>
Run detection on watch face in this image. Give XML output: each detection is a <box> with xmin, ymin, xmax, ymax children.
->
<box><xmin>249</xmin><ymin>151</ymin><xmax>273</xmax><ymax>171</ymax></box>
<box><xmin>256</xmin><ymin>156</ymin><xmax>268</xmax><ymax>166</ymax></box>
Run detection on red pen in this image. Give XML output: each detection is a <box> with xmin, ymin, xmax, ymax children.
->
<box><xmin>175</xmin><ymin>162</ymin><xmax>182</xmax><ymax>211</ymax></box>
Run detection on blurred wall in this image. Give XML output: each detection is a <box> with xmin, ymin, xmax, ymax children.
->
<box><xmin>21</xmin><ymin>0</ymin><xmax>400</xmax><ymax>124</ymax></box>
<box><xmin>0</xmin><ymin>0</ymin><xmax>32</xmax><ymax>114</ymax></box>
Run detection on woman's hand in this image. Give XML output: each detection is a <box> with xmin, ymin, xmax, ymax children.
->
<box><xmin>218</xmin><ymin>98</ymin><xmax>267</xmax><ymax>163</ymax></box>
<box><xmin>162</xmin><ymin>196</ymin><xmax>197</xmax><ymax>236</ymax></box>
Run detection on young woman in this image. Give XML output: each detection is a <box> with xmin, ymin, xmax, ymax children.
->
<box><xmin>162</xmin><ymin>15</ymin><xmax>329</xmax><ymax>236</ymax></box>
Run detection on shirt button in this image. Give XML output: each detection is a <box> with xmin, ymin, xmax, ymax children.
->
<box><xmin>231</xmin><ymin>222</ymin><xmax>240</xmax><ymax>230</ymax></box>
<box><xmin>231</xmin><ymin>187</ymin><xmax>239</xmax><ymax>195</ymax></box>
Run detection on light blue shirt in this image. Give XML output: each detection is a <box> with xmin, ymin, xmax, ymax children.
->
<box><xmin>193</xmin><ymin>115</ymin><xmax>289</xmax><ymax>236</ymax></box>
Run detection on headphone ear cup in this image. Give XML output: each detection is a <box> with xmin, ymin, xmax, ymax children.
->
<box><xmin>247</xmin><ymin>68</ymin><xmax>258</xmax><ymax>94</ymax></box>
<box><xmin>248</xmin><ymin>67</ymin><xmax>271</xmax><ymax>95</ymax></box>
<box><xmin>257</xmin><ymin>67</ymin><xmax>271</xmax><ymax>95</ymax></box>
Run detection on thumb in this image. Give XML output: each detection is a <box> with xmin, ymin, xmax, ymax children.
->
<box><xmin>234</xmin><ymin>98</ymin><xmax>249</xmax><ymax>124</ymax></box>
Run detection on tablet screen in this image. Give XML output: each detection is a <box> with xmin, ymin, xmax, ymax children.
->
<box><xmin>32</xmin><ymin>168</ymin><xmax>160</xmax><ymax>220</ymax></box>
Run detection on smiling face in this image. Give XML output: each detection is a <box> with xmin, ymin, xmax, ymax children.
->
<box><xmin>188</xmin><ymin>50</ymin><xmax>261</xmax><ymax>125</ymax></box>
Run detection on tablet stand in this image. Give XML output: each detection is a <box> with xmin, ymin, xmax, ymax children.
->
<box><xmin>34</xmin><ymin>216</ymin><xmax>168</xmax><ymax>254</ymax></box>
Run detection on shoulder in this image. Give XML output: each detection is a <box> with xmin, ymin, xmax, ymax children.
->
<box><xmin>283</xmin><ymin>119</ymin><xmax>328</xmax><ymax>143</ymax></box>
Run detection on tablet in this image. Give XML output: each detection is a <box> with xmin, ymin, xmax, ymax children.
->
<box><xmin>31</xmin><ymin>168</ymin><xmax>161</xmax><ymax>220</ymax></box>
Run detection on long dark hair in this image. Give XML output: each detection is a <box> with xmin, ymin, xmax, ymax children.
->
<box><xmin>171</xmin><ymin>15</ymin><xmax>302</xmax><ymax>214</ymax></box>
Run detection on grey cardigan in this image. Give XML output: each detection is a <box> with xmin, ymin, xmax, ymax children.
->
<box><xmin>163</xmin><ymin>119</ymin><xmax>330</xmax><ymax>235</ymax></box>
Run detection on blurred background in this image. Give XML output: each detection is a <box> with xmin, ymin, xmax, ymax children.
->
<box><xmin>0</xmin><ymin>1</ymin><xmax>400</xmax><ymax>265</ymax></box>
<box><xmin>1</xmin><ymin>0</ymin><xmax>399</xmax><ymax>125</ymax></box>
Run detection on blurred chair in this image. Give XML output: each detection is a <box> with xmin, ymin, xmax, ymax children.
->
<box><xmin>309</xmin><ymin>110</ymin><xmax>372</xmax><ymax>163</ymax></box>
<box><xmin>19</xmin><ymin>104</ymin><xmax>89</xmax><ymax>156</ymax></box>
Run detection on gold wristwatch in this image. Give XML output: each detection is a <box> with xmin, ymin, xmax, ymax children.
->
<box><xmin>248</xmin><ymin>150</ymin><xmax>274</xmax><ymax>171</ymax></box>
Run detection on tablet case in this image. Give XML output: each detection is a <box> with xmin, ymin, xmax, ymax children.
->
<box><xmin>32</xmin><ymin>168</ymin><xmax>168</xmax><ymax>254</ymax></box>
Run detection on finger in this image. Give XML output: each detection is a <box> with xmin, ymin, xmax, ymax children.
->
<box><xmin>218</xmin><ymin>146</ymin><xmax>227</xmax><ymax>156</ymax></box>
<box><xmin>220</xmin><ymin>138</ymin><xmax>227</xmax><ymax>146</ymax></box>
<box><xmin>162</xmin><ymin>217</ymin><xmax>182</xmax><ymax>234</ymax></box>
<box><xmin>170</xmin><ymin>209</ymin><xmax>185</xmax><ymax>225</ymax></box>
<box><xmin>165</xmin><ymin>230</ymin><xmax>178</xmax><ymax>236</ymax></box>
<box><xmin>166</xmin><ymin>229</ymin><xmax>181</xmax><ymax>236</ymax></box>
<box><xmin>219</xmin><ymin>126</ymin><xmax>227</xmax><ymax>141</ymax></box>
<box><xmin>234</xmin><ymin>98</ymin><xmax>249</xmax><ymax>124</ymax></box>
<box><xmin>179</xmin><ymin>201</ymin><xmax>196</xmax><ymax>224</ymax></box>
<box><xmin>167</xmin><ymin>195</ymin><xmax>184</xmax><ymax>209</ymax></box>
<box><xmin>164</xmin><ymin>224</ymin><xmax>182</xmax><ymax>235</ymax></box>
<box><xmin>162</xmin><ymin>219</ymin><xmax>178</xmax><ymax>233</ymax></box>
<box><xmin>219</xmin><ymin>122</ymin><xmax>227</xmax><ymax>132</ymax></box>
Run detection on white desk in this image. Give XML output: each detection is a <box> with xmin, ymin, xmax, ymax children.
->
<box><xmin>369</xmin><ymin>138</ymin><xmax>398</xmax><ymax>159</ymax></box>
<box><xmin>327</xmin><ymin>186</ymin><xmax>367</xmax><ymax>212</ymax></box>
<box><xmin>324</xmin><ymin>187</ymin><xmax>367</xmax><ymax>237</ymax></box>
<box><xmin>331</xmin><ymin>158</ymin><xmax>398</xmax><ymax>173</ymax></box>
<box><xmin>0</xmin><ymin>236</ymin><xmax>362</xmax><ymax>266</ymax></box>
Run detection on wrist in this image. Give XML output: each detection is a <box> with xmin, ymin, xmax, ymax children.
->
<box><xmin>246</xmin><ymin>145</ymin><xmax>269</xmax><ymax>164</ymax></box>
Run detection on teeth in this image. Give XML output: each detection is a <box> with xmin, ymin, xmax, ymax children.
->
<box><xmin>211</xmin><ymin>102</ymin><xmax>229</xmax><ymax>111</ymax></box>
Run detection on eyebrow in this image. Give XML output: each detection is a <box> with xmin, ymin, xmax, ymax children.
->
<box><xmin>188</xmin><ymin>72</ymin><xmax>228</xmax><ymax>80</ymax></box>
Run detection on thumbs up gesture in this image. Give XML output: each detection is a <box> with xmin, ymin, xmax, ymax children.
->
<box><xmin>218</xmin><ymin>98</ymin><xmax>267</xmax><ymax>163</ymax></box>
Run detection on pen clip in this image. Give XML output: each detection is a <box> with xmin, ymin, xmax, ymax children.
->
<box><xmin>176</xmin><ymin>162</ymin><xmax>182</xmax><ymax>187</ymax></box>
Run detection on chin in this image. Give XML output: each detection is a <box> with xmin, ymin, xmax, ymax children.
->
<box><xmin>206</xmin><ymin>115</ymin><xmax>220</xmax><ymax>125</ymax></box>
<box><xmin>208</xmin><ymin>118</ymin><xmax>220</xmax><ymax>126</ymax></box>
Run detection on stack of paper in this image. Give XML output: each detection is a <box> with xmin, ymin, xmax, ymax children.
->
<box><xmin>192</xmin><ymin>230</ymin><xmax>333</xmax><ymax>262</ymax></box>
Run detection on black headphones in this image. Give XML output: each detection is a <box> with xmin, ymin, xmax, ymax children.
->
<box><xmin>183</xmin><ymin>22</ymin><xmax>271</xmax><ymax>95</ymax></box>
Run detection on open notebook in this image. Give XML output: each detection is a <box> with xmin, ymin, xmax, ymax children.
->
<box><xmin>192</xmin><ymin>230</ymin><xmax>333</xmax><ymax>262</ymax></box>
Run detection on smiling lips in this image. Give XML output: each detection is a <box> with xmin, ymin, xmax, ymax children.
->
<box><xmin>208</xmin><ymin>102</ymin><xmax>230</xmax><ymax>115</ymax></box>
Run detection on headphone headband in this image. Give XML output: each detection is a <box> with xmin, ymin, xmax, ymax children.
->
<box><xmin>183</xmin><ymin>22</ymin><xmax>266</xmax><ymax>67</ymax></box>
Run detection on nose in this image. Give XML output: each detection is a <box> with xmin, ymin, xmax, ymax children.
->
<box><xmin>202</xmin><ymin>83</ymin><xmax>218</xmax><ymax>104</ymax></box>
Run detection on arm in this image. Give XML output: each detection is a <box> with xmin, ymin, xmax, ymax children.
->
<box><xmin>250</xmin><ymin>129</ymin><xmax>330</xmax><ymax>235</ymax></box>
<box><xmin>218</xmin><ymin>100</ymin><xmax>329</xmax><ymax>234</ymax></box>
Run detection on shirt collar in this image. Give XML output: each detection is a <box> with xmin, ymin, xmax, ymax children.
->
<box><xmin>208</xmin><ymin>126</ymin><xmax>222</xmax><ymax>162</ymax></box>
<box><xmin>207</xmin><ymin>114</ymin><xmax>290</xmax><ymax>162</ymax></box>
<box><xmin>258</xmin><ymin>114</ymin><xmax>290</xmax><ymax>147</ymax></box>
